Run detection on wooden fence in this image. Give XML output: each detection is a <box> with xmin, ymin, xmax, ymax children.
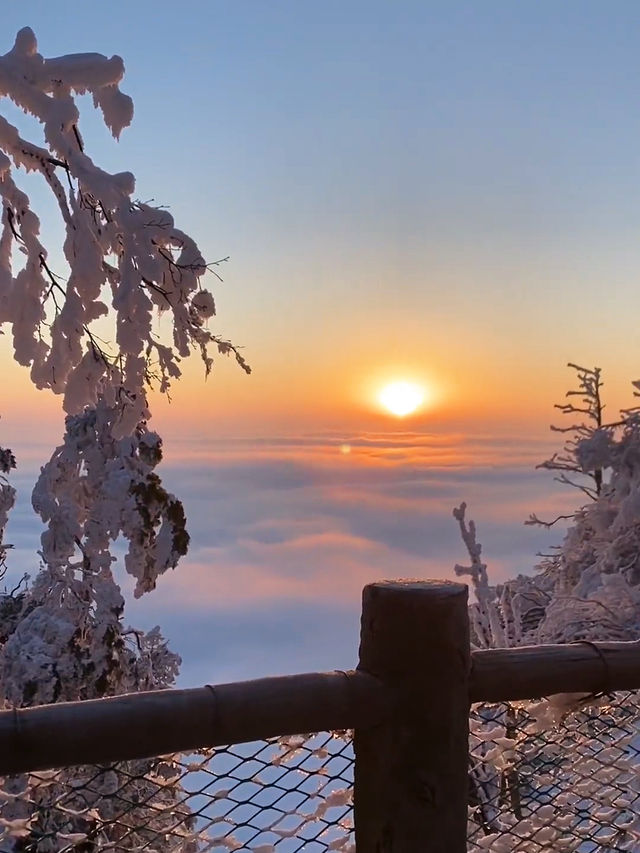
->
<box><xmin>1</xmin><ymin>579</ymin><xmax>640</xmax><ymax>852</ymax></box>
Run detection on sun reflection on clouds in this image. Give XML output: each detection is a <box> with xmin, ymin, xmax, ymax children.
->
<box><xmin>158</xmin><ymin>429</ymin><xmax>557</xmax><ymax>471</ymax></box>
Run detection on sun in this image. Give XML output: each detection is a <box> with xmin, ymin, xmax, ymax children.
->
<box><xmin>378</xmin><ymin>381</ymin><xmax>425</xmax><ymax>417</ymax></box>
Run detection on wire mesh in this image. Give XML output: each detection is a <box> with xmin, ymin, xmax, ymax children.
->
<box><xmin>468</xmin><ymin>690</ymin><xmax>640</xmax><ymax>852</ymax></box>
<box><xmin>2</xmin><ymin>691</ymin><xmax>640</xmax><ymax>851</ymax></box>
<box><xmin>0</xmin><ymin>732</ymin><xmax>355</xmax><ymax>853</ymax></box>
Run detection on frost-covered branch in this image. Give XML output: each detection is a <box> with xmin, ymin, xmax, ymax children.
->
<box><xmin>453</xmin><ymin>502</ymin><xmax>506</xmax><ymax>648</ymax></box>
<box><xmin>0</xmin><ymin>27</ymin><xmax>249</xmax><ymax>431</ymax></box>
<box><xmin>536</xmin><ymin>364</ymin><xmax>608</xmax><ymax>500</ymax></box>
<box><xmin>524</xmin><ymin>512</ymin><xmax>575</xmax><ymax>529</ymax></box>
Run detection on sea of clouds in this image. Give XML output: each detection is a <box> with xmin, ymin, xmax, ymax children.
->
<box><xmin>3</xmin><ymin>430</ymin><xmax>576</xmax><ymax>687</ymax></box>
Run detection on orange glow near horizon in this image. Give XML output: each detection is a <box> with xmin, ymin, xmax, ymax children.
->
<box><xmin>4</xmin><ymin>329</ymin><xmax>634</xmax><ymax>444</ymax></box>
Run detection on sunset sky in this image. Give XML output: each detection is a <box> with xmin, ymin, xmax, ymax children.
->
<box><xmin>2</xmin><ymin>2</ymin><xmax>640</xmax><ymax>682</ymax></box>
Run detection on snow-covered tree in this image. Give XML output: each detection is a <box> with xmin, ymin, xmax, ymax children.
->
<box><xmin>457</xmin><ymin>363</ymin><xmax>640</xmax><ymax>649</ymax></box>
<box><xmin>0</xmin><ymin>27</ymin><xmax>247</xmax><ymax>851</ymax></box>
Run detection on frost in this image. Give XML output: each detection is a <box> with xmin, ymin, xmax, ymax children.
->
<box><xmin>575</xmin><ymin>428</ymin><xmax>613</xmax><ymax>473</ymax></box>
<box><xmin>0</xmin><ymin>816</ymin><xmax>31</xmax><ymax>837</ymax></box>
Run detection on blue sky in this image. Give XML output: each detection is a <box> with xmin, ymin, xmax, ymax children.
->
<box><xmin>1</xmin><ymin>3</ymin><xmax>640</xmax><ymax>682</ymax></box>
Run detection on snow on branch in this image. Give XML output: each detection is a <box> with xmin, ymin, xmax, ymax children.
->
<box><xmin>0</xmin><ymin>439</ymin><xmax>15</xmax><ymax>580</ymax></box>
<box><xmin>453</xmin><ymin>502</ymin><xmax>507</xmax><ymax>648</ymax></box>
<box><xmin>0</xmin><ymin>27</ymin><xmax>248</xmax><ymax>437</ymax></box>
<box><xmin>535</xmin><ymin>363</ymin><xmax>609</xmax><ymax>503</ymax></box>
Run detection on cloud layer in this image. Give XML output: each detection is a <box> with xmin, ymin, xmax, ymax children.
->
<box><xmin>3</xmin><ymin>430</ymin><xmax>577</xmax><ymax>685</ymax></box>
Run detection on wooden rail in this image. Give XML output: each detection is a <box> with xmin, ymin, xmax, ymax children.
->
<box><xmin>3</xmin><ymin>635</ymin><xmax>639</xmax><ymax>776</ymax></box>
<box><xmin>470</xmin><ymin>639</ymin><xmax>640</xmax><ymax>701</ymax></box>
<box><xmin>0</xmin><ymin>669</ymin><xmax>388</xmax><ymax>775</ymax></box>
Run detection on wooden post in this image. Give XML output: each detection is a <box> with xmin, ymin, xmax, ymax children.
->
<box><xmin>354</xmin><ymin>579</ymin><xmax>470</xmax><ymax>853</ymax></box>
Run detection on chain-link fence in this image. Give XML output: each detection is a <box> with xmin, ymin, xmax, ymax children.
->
<box><xmin>469</xmin><ymin>690</ymin><xmax>640</xmax><ymax>852</ymax></box>
<box><xmin>2</xmin><ymin>692</ymin><xmax>639</xmax><ymax>852</ymax></box>
<box><xmin>0</xmin><ymin>732</ymin><xmax>355</xmax><ymax>853</ymax></box>
<box><xmin>3</xmin><ymin>581</ymin><xmax>640</xmax><ymax>852</ymax></box>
